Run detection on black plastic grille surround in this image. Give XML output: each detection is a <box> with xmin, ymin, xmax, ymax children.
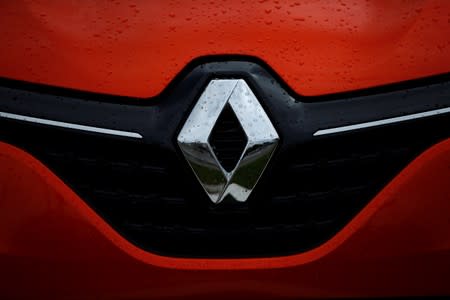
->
<box><xmin>1</xmin><ymin>112</ymin><xmax>449</xmax><ymax>257</ymax></box>
<box><xmin>0</xmin><ymin>60</ymin><xmax>449</xmax><ymax>258</ymax></box>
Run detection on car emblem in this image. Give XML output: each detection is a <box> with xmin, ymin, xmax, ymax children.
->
<box><xmin>177</xmin><ymin>79</ymin><xmax>279</xmax><ymax>204</ymax></box>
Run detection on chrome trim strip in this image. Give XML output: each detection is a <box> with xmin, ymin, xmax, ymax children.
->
<box><xmin>0</xmin><ymin>111</ymin><xmax>143</xmax><ymax>139</ymax></box>
<box><xmin>314</xmin><ymin>107</ymin><xmax>450</xmax><ymax>136</ymax></box>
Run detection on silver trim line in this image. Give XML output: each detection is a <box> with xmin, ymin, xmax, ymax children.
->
<box><xmin>314</xmin><ymin>107</ymin><xmax>450</xmax><ymax>136</ymax></box>
<box><xmin>0</xmin><ymin>111</ymin><xmax>143</xmax><ymax>139</ymax></box>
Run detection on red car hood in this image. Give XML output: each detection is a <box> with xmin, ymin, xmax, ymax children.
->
<box><xmin>0</xmin><ymin>0</ymin><xmax>449</xmax><ymax>98</ymax></box>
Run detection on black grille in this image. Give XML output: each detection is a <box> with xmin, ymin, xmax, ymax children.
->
<box><xmin>209</xmin><ymin>104</ymin><xmax>248</xmax><ymax>172</ymax></box>
<box><xmin>1</xmin><ymin>111</ymin><xmax>449</xmax><ymax>258</ymax></box>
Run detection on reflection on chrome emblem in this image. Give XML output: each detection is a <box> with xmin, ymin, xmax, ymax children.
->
<box><xmin>177</xmin><ymin>79</ymin><xmax>279</xmax><ymax>204</ymax></box>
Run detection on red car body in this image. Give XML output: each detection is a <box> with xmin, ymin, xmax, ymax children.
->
<box><xmin>0</xmin><ymin>1</ymin><xmax>450</xmax><ymax>299</ymax></box>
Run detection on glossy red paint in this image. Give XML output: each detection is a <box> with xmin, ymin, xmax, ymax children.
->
<box><xmin>0</xmin><ymin>139</ymin><xmax>449</xmax><ymax>299</ymax></box>
<box><xmin>0</xmin><ymin>0</ymin><xmax>449</xmax><ymax>98</ymax></box>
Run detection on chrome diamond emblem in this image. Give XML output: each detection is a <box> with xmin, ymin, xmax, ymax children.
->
<box><xmin>177</xmin><ymin>79</ymin><xmax>279</xmax><ymax>204</ymax></box>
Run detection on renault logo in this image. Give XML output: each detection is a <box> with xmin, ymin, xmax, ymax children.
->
<box><xmin>177</xmin><ymin>79</ymin><xmax>279</xmax><ymax>204</ymax></box>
